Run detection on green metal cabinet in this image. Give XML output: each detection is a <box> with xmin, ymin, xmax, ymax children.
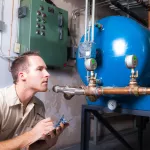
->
<box><xmin>19</xmin><ymin>0</ymin><xmax>68</xmax><ymax>67</ymax></box>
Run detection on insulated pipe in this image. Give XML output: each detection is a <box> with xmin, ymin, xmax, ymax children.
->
<box><xmin>111</xmin><ymin>0</ymin><xmax>147</xmax><ymax>27</ymax></box>
<box><xmin>84</xmin><ymin>0</ymin><xmax>88</xmax><ymax>42</ymax></box>
<box><xmin>91</xmin><ymin>0</ymin><xmax>95</xmax><ymax>42</ymax></box>
<box><xmin>88</xmin><ymin>22</ymin><xmax>91</xmax><ymax>42</ymax></box>
<box><xmin>53</xmin><ymin>85</ymin><xmax>85</xmax><ymax>95</ymax></box>
<box><xmin>136</xmin><ymin>0</ymin><xmax>149</xmax><ymax>9</ymax></box>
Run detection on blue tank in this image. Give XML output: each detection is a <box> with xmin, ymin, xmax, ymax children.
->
<box><xmin>76</xmin><ymin>16</ymin><xmax>150</xmax><ymax>112</ymax></box>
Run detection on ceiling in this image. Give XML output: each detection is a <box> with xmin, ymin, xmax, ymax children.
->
<box><xmin>96</xmin><ymin>0</ymin><xmax>149</xmax><ymax>26</ymax></box>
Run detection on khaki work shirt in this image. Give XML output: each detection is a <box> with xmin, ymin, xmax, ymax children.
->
<box><xmin>0</xmin><ymin>84</ymin><xmax>45</xmax><ymax>141</ymax></box>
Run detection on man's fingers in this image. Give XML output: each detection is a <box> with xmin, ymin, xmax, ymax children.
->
<box><xmin>46</xmin><ymin>122</ymin><xmax>69</xmax><ymax>138</ymax></box>
<box><xmin>56</xmin><ymin>127</ymin><xmax>61</xmax><ymax>135</ymax></box>
<box><xmin>50</xmin><ymin>131</ymin><xmax>56</xmax><ymax>138</ymax></box>
<box><xmin>42</xmin><ymin>117</ymin><xmax>53</xmax><ymax>122</ymax></box>
<box><xmin>47</xmin><ymin>129</ymin><xmax>56</xmax><ymax>138</ymax></box>
<box><xmin>60</xmin><ymin>122</ymin><xmax>69</xmax><ymax>129</ymax></box>
<box><xmin>45</xmin><ymin>122</ymin><xmax>54</xmax><ymax>127</ymax></box>
<box><xmin>65</xmin><ymin>123</ymin><xmax>69</xmax><ymax>126</ymax></box>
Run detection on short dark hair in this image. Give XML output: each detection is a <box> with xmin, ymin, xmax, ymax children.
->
<box><xmin>11</xmin><ymin>51</ymin><xmax>40</xmax><ymax>84</ymax></box>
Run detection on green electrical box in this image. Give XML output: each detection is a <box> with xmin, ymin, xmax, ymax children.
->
<box><xmin>19</xmin><ymin>0</ymin><xmax>68</xmax><ymax>67</ymax></box>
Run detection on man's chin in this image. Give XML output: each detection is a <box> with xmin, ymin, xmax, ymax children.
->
<box><xmin>37</xmin><ymin>87</ymin><xmax>48</xmax><ymax>92</ymax></box>
<box><xmin>40</xmin><ymin>88</ymin><xmax>48</xmax><ymax>92</ymax></box>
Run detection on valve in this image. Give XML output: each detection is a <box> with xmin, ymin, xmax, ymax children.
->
<box><xmin>95</xmin><ymin>23</ymin><xmax>103</xmax><ymax>30</ymax></box>
<box><xmin>130</xmin><ymin>68</ymin><xmax>138</xmax><ymax>79</ymax></box>
<box><xmin>125</xmin><ymin>55</ymin><xmax>139</xmax><ymax>86</ymax></box>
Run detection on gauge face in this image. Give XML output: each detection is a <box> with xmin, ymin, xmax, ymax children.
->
<box><xmin>125</xmin><ymin>55</ymin><xmax>138</xmax><ymax>68</ymax></box>
<box><xmin>108</xmin><ymin>100</ymin><xmax>117</xmax><ymax>110</ymax></box>
<box><xmin>84</xmin><ymin>58</ymin><xmax>97</xmax><ymax>71</ymax></box>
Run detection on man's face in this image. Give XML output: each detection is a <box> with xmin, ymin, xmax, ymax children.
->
<box><xmin>25</xmin><ymin>56</ymin><xmax>50</xmax><ymax>92</ymax></box>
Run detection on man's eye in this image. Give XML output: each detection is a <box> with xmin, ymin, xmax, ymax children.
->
<box><xmin>37</xmin><ymin>68</ymin><xmax>42</xmax><ymax>71</ymax></box>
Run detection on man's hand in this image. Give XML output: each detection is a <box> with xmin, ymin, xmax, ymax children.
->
<box><xmin>55</xmin><ymin>122</ymin><xmax>69</xmax><ymax>136</ymax></box>
<box><xmin>0</xmin><ymin>118</ymin><xmax>55</xmax><ymax>150</ymax></box>
<box><xmin>30</xmin><ymin>118</ymin><xmax>55</xmax><ymax>141</ymax></box>
<box><xmin>45</xmin><ymin>122</ymin><xmax>69</xmax><ymax>147</ymax></box>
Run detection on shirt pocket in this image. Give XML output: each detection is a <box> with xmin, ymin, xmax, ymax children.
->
<box><xmin>31</xmin><ymin>113</ymin><xmax>45</xmax><ymax>128</ymax></box>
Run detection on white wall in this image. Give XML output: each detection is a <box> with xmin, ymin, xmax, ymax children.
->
<box><xmin>0</xmin><ymin>0</ymin><xmax>19</xmax><ymax>87</ymax></box>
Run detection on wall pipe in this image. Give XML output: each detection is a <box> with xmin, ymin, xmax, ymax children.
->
<box><xmin>91</xmin><ymin>0</ymin><xmax>95</xmax><ymax>42</ymax></box>
<box><xmin>84</xmin><ymin>0</ymin><xmax>88</xmax><ymax>42</ymax></box>
<box><xmin>72</xmin><ymin>0</ymin><xmax>109</xmax><ymax>19</ymax></box>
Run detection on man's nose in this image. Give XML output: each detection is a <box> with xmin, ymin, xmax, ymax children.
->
<box><xmin>44</xmin><ymin>70</ymin><xmax>50</xmax><ymax>77</ymax></box>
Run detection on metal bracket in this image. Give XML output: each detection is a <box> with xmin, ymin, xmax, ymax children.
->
<box><xmin>81</xmin><ymin>105</ymin><xmax>134</xmax><ymax>150</ymax></box>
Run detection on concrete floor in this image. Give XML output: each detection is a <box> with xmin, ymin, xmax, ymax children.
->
<box><xmin>62</xmin><ymin>123</ymin><xmax>150</xmax><ymax>150</ymax></box>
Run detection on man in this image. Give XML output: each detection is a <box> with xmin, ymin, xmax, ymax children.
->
<box><xmin>0</xmin><ymin>51</ymin><xmax>68</xmax><ymax>150</ymax></box>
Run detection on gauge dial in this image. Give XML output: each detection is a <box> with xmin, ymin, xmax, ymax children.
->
<box><xmin>108</xmin><ymin>100</ymin><xmax>117</xmax><ymax>111</ymax></box>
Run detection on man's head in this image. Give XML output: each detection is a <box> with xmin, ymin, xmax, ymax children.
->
<box><xmin>11</xmin><ymin>51</ymin><xmax>50</xmax><ymax>92</ymax></box>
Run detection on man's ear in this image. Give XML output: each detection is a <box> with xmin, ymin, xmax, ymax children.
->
<box><xmin>18</xmin><ymin>71</ymin><xmax>27</xmax><ymax>81</ymax></box>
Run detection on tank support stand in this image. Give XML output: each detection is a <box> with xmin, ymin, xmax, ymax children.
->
<box><xmin>80</xmin><ymin>105</ymin><xmax>147</xmax><ymax>150</ymax></box>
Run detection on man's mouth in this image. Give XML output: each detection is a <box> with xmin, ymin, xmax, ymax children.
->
<box><xmin>42</xmin><ymin>81</ymin><xmax>48</xmax><ymax>84</ymax></box>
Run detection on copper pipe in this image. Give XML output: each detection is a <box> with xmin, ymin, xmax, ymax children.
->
<box><xmin>85</xmin><ymin>86</ymin><xmax>150</xmax><ymax>96</ymax></box>
<box><xmin>97</xmin><ymin>87</ymin><xmax>130</xmax><ymax>95</ymax></box>
<box><xmin>139</xmin><ymin>87</ymin><xmax>150</xmax><ymax>94</ymax></box>
<box><xmin>53</xmin><ymin>85</ymin><xmax>150</xmax><ymax>100</ymax></box>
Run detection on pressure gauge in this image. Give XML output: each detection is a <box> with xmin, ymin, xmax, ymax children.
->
<box><xmin>84</xmin><ymin>58</ymin><xmax>97</xmax><ymax>71</ymax></box>
<box><xmin>125</xmin><ymin>55</ymin><xmax>138</xmax><ymax>68</ymax></box>
<box><xmin>107</xmin><ymin>100</ymin><xmax>117</xmax><ymax>111</ymax></box>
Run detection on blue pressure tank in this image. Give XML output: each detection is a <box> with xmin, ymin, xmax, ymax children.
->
<box><xmin>76</xmin><ymin>16</ymin><xmax>150</xmax><ymax>112</ymax></box>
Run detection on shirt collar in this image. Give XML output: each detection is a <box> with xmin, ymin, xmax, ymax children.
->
<box><xmin>6</xmin><ymin>84</ymin><xmax>38</xmax><ymax>107</ymax></box>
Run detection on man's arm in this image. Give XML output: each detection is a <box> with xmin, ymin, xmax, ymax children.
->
<box><xmin>0</xmin><ymin>118</ymin><xmax>54</xmax><ymax>150</ymax></box>
<box><xmin>28</xmin><ymin>128</ymin><xmax>59</xmax><ymax>150</ymax></box>
<box><xmin>0</xmin><ymin>130</ymin><xmax>37</xmax><ymax>150</ymax></box>
<box><xmin>29</xmin><ymin>122</ymin><xmax>69</xmax><ymax>150</ymax></box>
<box><xmin>29</xmin><ymin>137</ymin><xmax>58</xmax><ymax>150</ymax></box>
